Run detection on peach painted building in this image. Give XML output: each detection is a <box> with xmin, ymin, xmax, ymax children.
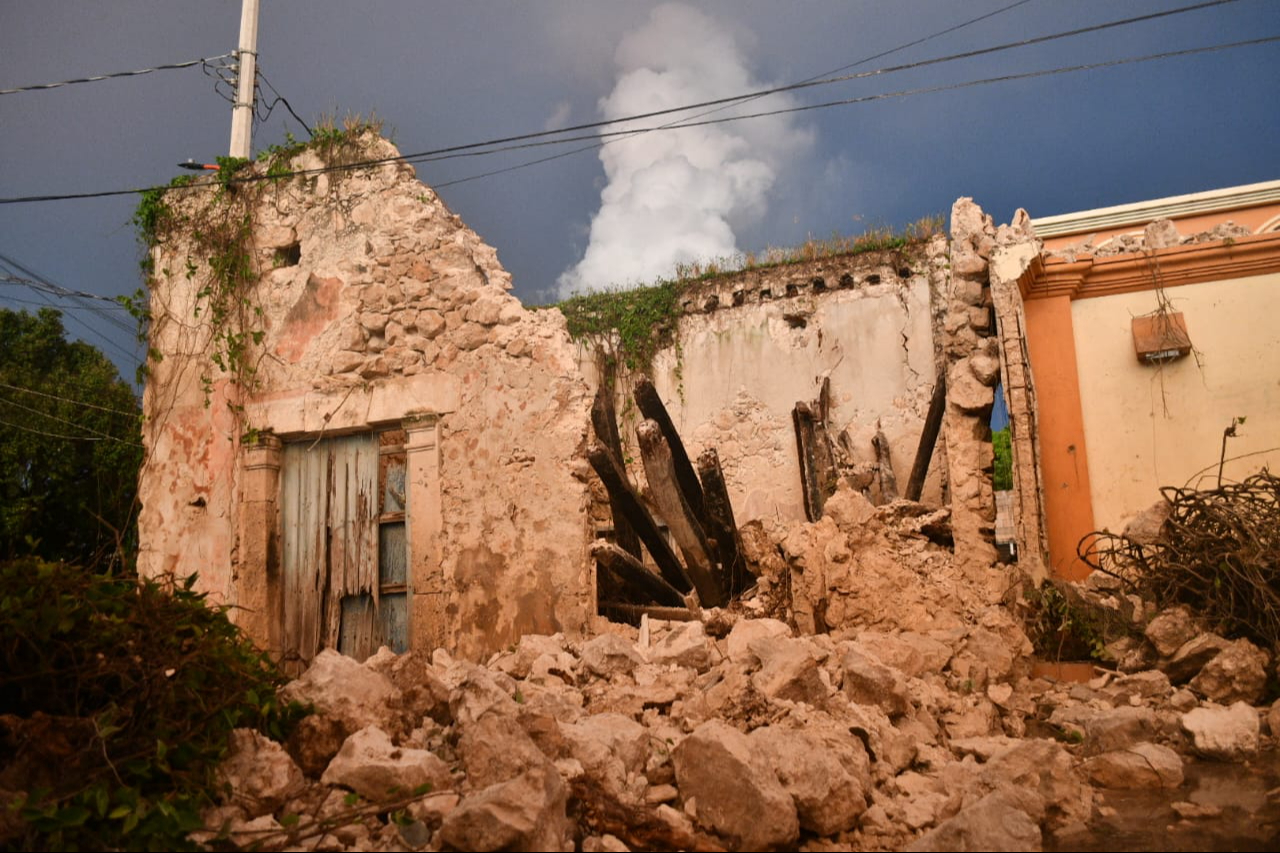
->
<box><xmin>1024</xmin><ymin>180</ymin><xmax>1280</xmax><ymax>579</ymax></box>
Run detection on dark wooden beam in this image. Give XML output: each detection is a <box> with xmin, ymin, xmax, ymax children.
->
<box><xmin>636</xmin><ymin>421</ymin><xmax>725</xmax><ymax>607</ymax></box>
<box><xmin>591</xmin><ymin>383</ymin><xmax>642</xmax><ymax>558</ymax></box>
<box><xmin>696</xmin><ymin>447</ymin><xmax>752</xmax><ymax>597</ymax></box>
<box><xmin>873</xmin><ymin>424</ymin><xmax>899</xmax><ymax>503</ymax></box>
<box><xmin>793</xmin><ymin>402</ymin><xmax>825</xmax><ymax>521</ymax></box>
<box><xmin>905</xmin><ymin>371</ymin><xmax>946</xmax><ymax>502</ymax></box>
<box><xmin>587</xmin><ymin>442</ymin><xmax>693</xmax><ymax>594</ymax></box>
<box><xmin>633</xmin><ymin>377</ymin><xmax>706</xmax><ymax>525</ymax></box>
<box><xmin>591</xmin><ymin>541</ymin><xmax>687</xmax><ymax>608</ymax></box>
<box><xmin>597</xmin><ymin>602</ymin><xmax>700</xmax><ymax>623</ymax></box>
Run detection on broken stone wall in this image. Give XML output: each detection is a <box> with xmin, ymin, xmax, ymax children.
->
<box><xmin>139</xmin><ymin>135</ymin><xmax>593</xmax><ymax>662</ymax></box>
<box><xmin>581</xmin><ymin>243</ymin><xmax>950</xmax><ymax>527</ymax></box>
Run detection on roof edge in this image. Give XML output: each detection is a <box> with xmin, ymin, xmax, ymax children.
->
<box><xmin>1030</xmin><ymin>179</ymin><xmax>1280</xmax><ymax>237</ymax></box>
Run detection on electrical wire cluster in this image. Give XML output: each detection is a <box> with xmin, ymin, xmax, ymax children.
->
<box><xmin>0</xmin><ymin>253</ymin><xmax>140</xmax><ymax>367</ymax></box>
<box><xmin>0</xmin><ymin>0</ymin><xmax>1271</xmax><ymax>206</ymax></box>
<box><xmin>0</xmin><ymin>53</ymin><xmax>234</xmax><ymax>96</ymax></box>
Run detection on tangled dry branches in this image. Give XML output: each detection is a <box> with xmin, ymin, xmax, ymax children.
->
<box><xmin>1079</xmin><ymin>470</ymin><xmax>1280</xmax><ymax>649</ymax></box>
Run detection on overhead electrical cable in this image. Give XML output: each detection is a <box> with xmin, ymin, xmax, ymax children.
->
<box><xmin>0</xmin><ymin>396</ymin><xmax>142</xmax><ymax>444</ymax></box>
<box><xmin>0</xmin><ymin>52</ymin><xmax>234</xmax><ymax>96</ymax></box>
<box><xmin>0</xmin><ymin>272</ymin><xmax>129</xmax><ymax>307</ymax></box>
<box><xmin>255</xmin><ymin>69</ymin><xmax>314</xmax><ymax>136</ymax></box>
<box><xmin>0</xmin><ymin>0</ymin><xmax>1261</xmax><ymax>205</ymax></box>
<box><xmin>0</xmin><ymin>415</ymin><xmax>128</xmax><ymax>444</ymax></box>
<box><xmin>399</xmin><ymin>35</ymin><xmax>1280</xmax><ymax>180</ymax></box>
<box><xmin>0</xmin><ymin>254</ymin><xmax>136</xmax><ymax>336</ymax></box>
<box><xmin>0</xmin><ymin>380</ymin><xmax>139</xmax><ymax>418</ymax></box>
<box><xmin>0</xmin><ymin>254</ymin><xmax>142</xmax><ymax>364</ymax></box>
<box><xmin>437</xmin><ymin>0</ymin><xmax>1037</xmax><ymax>189</ymax></box>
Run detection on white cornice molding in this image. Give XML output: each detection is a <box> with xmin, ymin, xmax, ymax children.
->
<box><xmin>1030</xmin><ymin>179</ymin><xmax>1280</xmax><ymax>237</ymax></box>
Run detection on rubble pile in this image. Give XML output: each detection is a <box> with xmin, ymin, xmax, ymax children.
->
<box><xmin>1047</xmin><ymin>218</ymin><xmax>1254</xmax><ymax>261</ymax></box>
<box><xmin>202</xmin><ymin>496</ymin><xmax>1280</xmax><ymax>853</ymax></box>
<box><xmin>741</xmin><ymin>485</ymin><xmax>1018</xmax><ymax>636</ymax></box>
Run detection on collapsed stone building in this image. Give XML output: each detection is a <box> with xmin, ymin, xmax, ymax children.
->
<box><xmin>136</xmin><ymin>133</ymin><xmax>1280</xmax><ymax>667</ymax></box>
<box><xmin>132</xmin><ymin>133</ymin><xmax>1280</xmax><ymax>850</ymax></box>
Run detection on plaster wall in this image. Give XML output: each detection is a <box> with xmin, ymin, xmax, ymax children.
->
<box><xmin>578</xmin><ymin>249</ymin><xmax>947</xmax><ymax>526</ymax></box>
<box><xmin>1070</xmin><ymin>271</ymin><xmax>1280</xmax><ymax>533</ymax></box>
<box><xmin>655</xmin><ymin>274</ymin><xmax>938</xmax><ymax>522</ymax></box>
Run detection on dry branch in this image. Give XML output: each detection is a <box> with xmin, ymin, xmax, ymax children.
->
<box><xmin>1079</xmin><ymin>471</ymin><xmax>1280</xmax><ymax>648</ymax></box>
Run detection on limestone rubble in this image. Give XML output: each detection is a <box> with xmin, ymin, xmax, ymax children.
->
<box><xmin>204</xmin><ymin>493</ymin><xmax>1278</xmax><ymax>852</ymax></box>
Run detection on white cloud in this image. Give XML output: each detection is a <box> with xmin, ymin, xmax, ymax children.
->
<box><xmin>557</xmin><ymin>2</ymin><xmax>814</xmax><ymax>297</ymax></box>
<box><xmin>543</xmin><ymin>100</ymin><xmax>572</xmax><ymax>131</ymax></box>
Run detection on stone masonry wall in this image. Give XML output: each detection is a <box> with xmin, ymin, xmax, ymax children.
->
<box><xmin>139</xmin><ymin>135</ymin><xmax>593</xmax><ymax>661</ymax></box>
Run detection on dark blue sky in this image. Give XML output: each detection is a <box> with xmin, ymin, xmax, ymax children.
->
<box><xmin>2</xmin><ymin>0</ymin><xmax>1277</xmax><ymax>380</ymax></box>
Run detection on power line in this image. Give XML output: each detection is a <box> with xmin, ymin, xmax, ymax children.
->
<box><xmin>0</xmin><ymin>414</ymin><xmax>131</xmax><ymax>444</ymax></box>
<box><xmin>0</xmin><ymin>396</ymin><xmax>142</xmax><ymax>445</ymax></box>
<box><xmin>0</xmin><ymin>273</ymin><xmax>129</xmax><ymax>307</ymax></box>
<box><xmin>255</xmin><ymin>69</ymin><xmax>313</xmax><ymax>136</ymax></box>
<box><xmin>416</xmin><ymin>34</ymin><xmax>1280</xmax><ymax>180</ymax></box>
<box><xmin>438</xmin><ymin>0</ymin><xmax>1037</xmax><ymax>189</ymax></box>
<box><xmin>0</xmin><ymin>52</ymin><xmax>233</xmax><ymax>96</ymax></box>
<box><xmin>0</xmin><ymin>254</ymin><xmax>137</xmax><ymax>337</ymax></box>
<box><xmin>0</xmin><ymin>381</ymin><xmax>140</xmax><ymax>418</ymax></box>
<box><xmin>0</xmin><ymin>255</ymin><xmax>142</xmax><ymax>364</ymax></box>
<box><xmin>0</xmin><ymin>0</ymin><xmax>1248</xmax><ymax>206</ymax></box>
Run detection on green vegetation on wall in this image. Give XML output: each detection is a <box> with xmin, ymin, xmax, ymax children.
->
<box><xmin>553</xmin><ymin>216</ymin><xmax>945</xmax><ymax>383</ymax></box>
<box><xmin>127</xmin><ymin>116</ymin><xmax>384</xmax><ymax>400</ymax></box>
<box><xmin>992</xmin><ymin>427</ymin><xmax>1013</xmax><ymax>491</ymax></box>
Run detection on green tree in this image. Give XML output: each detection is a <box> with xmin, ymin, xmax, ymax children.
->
<box><xmin>0</xmin><ymin>307</ymin><xmax>143</xmax><ymax>568</ymax></box>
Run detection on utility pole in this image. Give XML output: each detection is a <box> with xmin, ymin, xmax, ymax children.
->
<box><xmin>228</xmin><ymin>0</ymin><xmax>260</xmax><ymax>159</ymax></box>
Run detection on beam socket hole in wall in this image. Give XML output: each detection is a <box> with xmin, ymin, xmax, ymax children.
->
<box><xmin>811</xmin><ymin>277</ymin><xmax>827</xmax><ymax>293</ymax></box>
<box><xmin>703</xmin><ymin>295</ymin><xmax>719</xmax><ymax>313</ymax></box>
<box><xmin>898</xmin><ymin>267</ymin><xmax>912</xmax><ymax>279</ymax></box>
<box><xmin>274</xmin><ymin>242</ymin><xmax>302</xmax><ymax>268</ymax></box>
<box><xmin>759</xmin><ymin>288</ymin><xmax>773</xmax><ymax>300</ymax></box>
<box><xmin>783</xmin><ymin>313</ymin><xmax>808</xmax><ymax>329</ymax></box>
<box><xmin>865</xmin><ymin>274</ymin><xmax>881</xmax><ymax>285</ymax></box>
<box><xmin>732</xmin><ymin>290</ymin><xmax>745</xmax><ymax>307</ymax></box>
<box><xmin>838</xmin><ymin>273</ymin><xmax>855</xmax><ymax>289</ymax></box>
<box><xmin>785</xmin><ymin>283</ymin><xmax>799</xmax><ymax>298</ymax></box>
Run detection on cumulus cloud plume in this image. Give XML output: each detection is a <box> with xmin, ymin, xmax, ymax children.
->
<box><xmin>557</xmin><ymin>3</ymin><xmax>813</xmax><ymax>297</ymax></box>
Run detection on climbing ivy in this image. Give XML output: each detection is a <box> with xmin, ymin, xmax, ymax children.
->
<box><xmin>552</xmin><ymin>216</ymin><xmax>945</xmax><ymax>386</ymax></box>
<box><xmin>558</xmin><ymin>279</ymin><xmax>683</xmax><ymax>377</ymax></box>
<box><xmin>129</xmin><ymin>118</ymin><xmax>382</xmax><ymax>402</ymax></box>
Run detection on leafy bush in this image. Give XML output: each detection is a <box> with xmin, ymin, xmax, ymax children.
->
<box><xmin>0</xmin><ymin>558</ymin><xmax>306</xmax><ymax>850</ymax></box>
<box><xmin>992</xmin><ymin>428</ymin><xmax>1012</xmax><ymax>492</ymax></box>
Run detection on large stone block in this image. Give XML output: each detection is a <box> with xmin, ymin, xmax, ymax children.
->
<box><xmin>672</xmin><ymin>720</ymin><xmax>799</xmax><ymax>850</ymax></box>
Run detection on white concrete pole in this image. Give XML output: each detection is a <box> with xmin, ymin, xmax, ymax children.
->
<box><xmin>228</xmin><ymin>0</ymin><xmax>260</xmax><ymax>160</ymax></box>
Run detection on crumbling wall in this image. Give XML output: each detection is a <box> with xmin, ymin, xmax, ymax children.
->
<box><xmin>581</xmin><ymin>245</ymin><xmax>949</xmax><ymax>526</ymax></box>
<box><xmin>942</xmin><ymin>200</ymin><xmax>1004</xmax><ymax>572</ymax></box>
<box><xmin>139</xmin><ymin>135</ymin><xmax>593</xmax><ymax>661</ymax></box>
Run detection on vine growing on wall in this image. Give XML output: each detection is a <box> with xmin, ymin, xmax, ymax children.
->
<box><xmin>125</xmin><ymin>116</ymin><xmax>383</xmax><ymax>403</ymax></box>
<box><xmin>551</xmin><ymin>216</ymin><xmax>945</xmax><ymax>397</ymax></box>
